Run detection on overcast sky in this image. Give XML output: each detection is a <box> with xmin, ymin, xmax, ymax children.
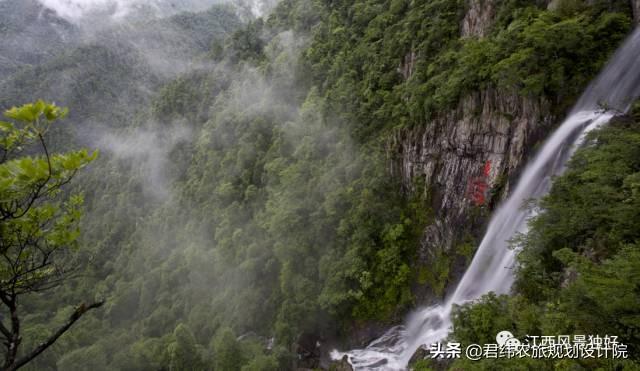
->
<box><xmin>36</xmin><ymin>0</ymin><xmax>268</xmax><ymax>20</ymax></box>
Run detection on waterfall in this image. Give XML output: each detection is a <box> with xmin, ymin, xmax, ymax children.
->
<box><xmin>331</xmin><ymin>27</ymin><xmax>640</xmax><ymax>370</ymax></box>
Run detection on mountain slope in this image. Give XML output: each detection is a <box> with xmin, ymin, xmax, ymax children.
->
<box><xmin>1</xmin><ymin>0</ymin><xmax>638</xmax><ymax>369</ymax></box>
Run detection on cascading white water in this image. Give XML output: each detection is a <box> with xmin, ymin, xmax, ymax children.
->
<box><xmin>332</xmin><ymin>27</ymin><xmax>640</xmax><ymax>370</ymax></box>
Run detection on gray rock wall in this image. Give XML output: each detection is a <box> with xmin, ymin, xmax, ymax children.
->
<box><xmin>461</xmin><ymin>0</ymin><xmax>496</xmax><ymax>37</ymax></box>
<box><xmin>388</xmin><ymin>87</ymin><xmax>553</xmax><ymax>293</ymax></box>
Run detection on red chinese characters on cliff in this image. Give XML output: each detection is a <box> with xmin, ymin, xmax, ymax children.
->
<box><xmin>466</xmin><ymin>160</ymin><xmax>492</xmax><ymax>206</ymax></box>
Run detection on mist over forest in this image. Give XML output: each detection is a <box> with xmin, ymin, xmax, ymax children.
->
<box><xmin>1</xmin><ymin>0</ymin><xmax>640</xmax><ymax>370</ymax></box>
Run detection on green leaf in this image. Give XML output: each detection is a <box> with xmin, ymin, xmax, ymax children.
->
<box><xmin>4</xmin><ymin>101</ymin><xmax>69</xmax><ymax>124</ymax></box>
<box><xmin>0</xmin><ymin>121</ymin><xmax>14</xmax><ymax>132</ymax></box>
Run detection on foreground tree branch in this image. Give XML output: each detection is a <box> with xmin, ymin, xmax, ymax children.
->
<box><xmin>6</xmin><ymin>300</ymin><xmax>105</xmax><ymax>371</ymax></box>
<box><xmin>0</xmin><ymin>101</ymin><xmax>100</xmax><ymax>369</ymax></box>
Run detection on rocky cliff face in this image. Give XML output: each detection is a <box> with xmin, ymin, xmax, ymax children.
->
<box><xmin>633</xmin><ymin>0</ymin><xmax>640</xmax><ymax>24</ymax></box>
<box><xmin>461</xmin><ymin>0</ymin><xmax>496</xmax><ymax>37</ymax></box>
<box><xmin>390</xmin><ymin>0</ymin><xmax>555</xmax><ymax>300</ymax></box>
<box><xmin>389</xmin><ymin>88</ymin><xmax>553</xmax><ymax>276</ymax></box>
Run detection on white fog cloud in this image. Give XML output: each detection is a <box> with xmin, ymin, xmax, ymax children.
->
<box><xmin>95</xmin><ymin>125</ymin><xmax>192</xmax><ymax>199</ymax></box>
<box><xmin>37</xmin><ymin>0</ymin><xmax>274</xmax><ymax>20</ymax></box>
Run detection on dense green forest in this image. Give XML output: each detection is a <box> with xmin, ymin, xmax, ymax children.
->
<box><xmin>0</xmin><ymin>0</ymin><xmax>639</xmax><ymax>369</ymax></box>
